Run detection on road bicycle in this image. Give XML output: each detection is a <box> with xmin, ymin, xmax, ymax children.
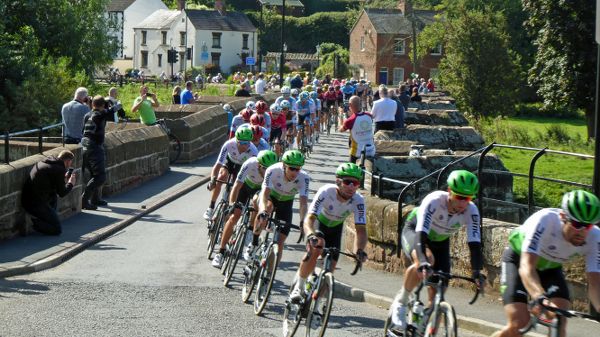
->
<box><xmin>383</xmin><ymin>270</ymin><xmax>484</xmax><ymax>337</ymax></box>
<box><xmin>282</xmin><ymin>247</ymin><xmax>362</xmax><ymax>337</ymax></box>
<box><xmin>519</xmin><ymin>298</ymin><xmax>600</xmax><ymax>337</ymax></box>
<box><xmin>241</xmin><ymin>215</ymin><xmax>300</xmax><ymax>315</ymax></box>
<box><xmin>221</xmin><ymin>198</ymin><xmax>255</xmax><ymax>287</ymax></box>
<box><xmin>297</xmin><ymin>124</ymin><xmax>311</xmax><ymax>158</ymax></box>
<box><xmin>205</xmin><ymin>174</ymin><xmax>235</xmax><ymax>260</ymax></box>
<box><xmin>156</xmin><ymin>118</ymin><xmax>182</xmax><ymax>164</ymax></box>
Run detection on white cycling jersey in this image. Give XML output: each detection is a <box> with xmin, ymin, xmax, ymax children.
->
<box><xmin>276</xmin><ymin>96</ymin><xmax>297</xmax><ymax>111</ymax></box>
<box><xmin>230</xmin><ymin>115</ymin><xmax>247</xmax><ymax>135</ymax></box>
<box><xmin>509</xmin><ymin>208</ymin><xmax>600</xmax><ymax>272</ymax></box>
<box><xmin>309</xmin><ymin>184</ymin><xmax>366</xmax><ymax>228</ymax></box>
<box><xmin>414</xmin><ymin>190</ymin><xmax>481</xmax><ymax>242</ymax></box>
<box><xmin>262</xmin><ymin>162</ymin><xmax>309</xmax><ymax>202</ymax></box>
<box><xmin>216</xmin><ymin>138</ymin><xmax>258</xmax><ymax>166</ymax></box>
<box><xmin>237</xmin><ymin>157</ymin><xmax>264</xmax><ymax>189</ymax></box>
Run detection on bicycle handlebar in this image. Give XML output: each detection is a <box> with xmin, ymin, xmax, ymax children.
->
<box><xmin>321</xmin><ymin>248</ymin><xmax>362</xmax><ymax>276</ymax></box>
<box><xmin>519</xmin><ymin>301</ymin><xmax>600</xmax><ymax>334</ymax></box>
<box><xmin>426</xmin><ymin>271</ymin><xmax>485</xmax><ymax>305</ymax></box>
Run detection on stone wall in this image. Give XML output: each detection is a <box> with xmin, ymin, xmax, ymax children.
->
<box><xmin>343</xmin><ymin>194</ymin><xmax>591</xmax><ymax>310</ymax></box>
<box><xmin>0</xmin><ymin>141</ymin><xmax>62</xmax><ymax>163</ymax></box>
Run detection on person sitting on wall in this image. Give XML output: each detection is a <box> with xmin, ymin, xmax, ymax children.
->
<box><xmin>234</xmin><ymin>81</ymin><xmax>252</xmax><ymax>97</ymax></box>
<box><xmin>21</xmin><ymin>150</ymin><xmax>77</xmax><ymax>236</ymax></box>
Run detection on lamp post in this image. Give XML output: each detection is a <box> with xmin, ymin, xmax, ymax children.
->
<box><xmin>316</xmin><ymin>44</ymin><xmax>321</xmax><ymax>73</ymax></box>
<box><xmin>279</xmin><ymin>0</ymin><xmax>286</xmax><ymax>87</ymax></box>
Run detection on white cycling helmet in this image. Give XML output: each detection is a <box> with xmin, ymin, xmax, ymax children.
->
<box><xmin>280</xmin><ymin>100</ymin><xmax>291</xmax><ymax>109</ymax></box>
<box><xmin>281</xmin><ymin>86</ymin><xmax>291</xmax><ymax>95</ymax></box>
<box><xmin>246</xmin><ymin>101</ymin><xmax>256</xmax><ymax>110</ymax></box>
<box><xmin>270</xmin><ymin>103</ymin><xmax>282</xmax><ymax>114</ymax></box>
<box><xmin>223</xmin><ymin>103</ymin><xmax>232</xmax><ymax>111</ymax></box>
<box><xmin>291</xmin><ymin>88</ymin><xmax>299</xmax><ymax>96</ymax></box>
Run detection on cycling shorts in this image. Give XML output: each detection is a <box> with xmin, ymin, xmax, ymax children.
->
<box><xmin>270</xmin><ymin>128</ymin><xmax>283</xmax><ymax>143</ymax></box>
<box><xmin>235</xmin><ymin>183</ymin><xmax>260</xmax><ymax>209</ymax></box>
<box><xmin>401</xmin><ymin>223</ymin><xmax>451</xmax><ymax>284</ymax></box>
<box><xmin>315</xmin><ymin>220</ymin><xmax>344</xmax><ymax>262</ymax></box>
<box><xmin>500</xmin><ymin>248</ymin><xmax>570</xmax><ymax>304</ymax></box>
<box><xmin>268</xmin><ymin>197</ymin><xmax>294</xmax><ymax>237</ymax></box>
<box><xmin>225</xmin><ymin>158</ymin><xmax>242</xmax><ymax>176</ymax></box>
<box><xmin>298</xmin><ymin>114</ymin><xmax>312</xmax><ymax>127</ymax></box>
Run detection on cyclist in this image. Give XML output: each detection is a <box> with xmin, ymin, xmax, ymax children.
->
<box><xmin>250</xmin><ymin>125</ymin><xmax>270</xmax><ymax>151</ymax></box>
<box><xmin>296</xmin><ymin>91</ymin><xmax>314</xmax><ymax>148</ymax></box>
<box><xmin>254</xmin><ymin>100</ymin><xmax>271</xmax><ymax>131</ymax></box>
<box><xmin>248</xmin><ymin>114</ymin><xmax>270</xmax><ymax>142</ymax></box>
<box><xmin>389</xmin><ymin>170</ymin><xmax>484</xmax><ymax>331</ymax></box>
<box><xmin>290</xmin><ymin>88</ymin><xmax>300</xmax><ymax>103</ymax></box>
<box><xmin>229</xmin><ymin>102</ymin><xmax>254</xmax><ymax>138</ymax></box>
<box><xmin>275</xmin><ymin>86</ymin><xmax>297</xmax><ymax>111</ymax></box>
<box><xmin>203</xmin><ymin>127</ymin><xmax>258</xmax><ymax>220</ymax></box>
<box><xmin>288</xmin><ymin>163</ymin><xmax>368</xmax><ymax>302</ymax></box>
<box><xmin>269</xmin><ymin>103</ymin><xmax>287</xmax><ymax>143</ymax></box>
<box><xmin>341</xmin><ymin>81</ymin><xmax>356</xmax><ymax>118</ymax></box>
<box><xmin>280</xmin><ymin>100</ymin><xmax>297</xmax><ymax>150</ymax></box>
<box><xmin>493</xmin><ymin>190</ymin><xmax>600</xmax><ymax>337</ymax></box>
<box><xmin>211</xmin><ymin>150</ymin><xmax>279</xmax><ymax>268</ymax></box>
<box><xmin>245</xmin><ymin>150</ymin><xmax>309</xmax><ymax>261</ymax></box>
<box><xmin>339</xmin><ymin>96</ymin><xmax>375</xmax><ymax>163</ymax></box>
<box><xmin>309</xmin><ymin>91</ymin><xmax>321</xmax><ymax>143</ymax></box>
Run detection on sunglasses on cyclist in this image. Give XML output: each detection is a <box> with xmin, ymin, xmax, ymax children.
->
<box><xmin>286</xmin><ymin>166</ymin><xmax>301</xmax><ymax>172</ymax></box>
<box><xmin>569</xmin><ymin>219</ymin><xmax>592</xmax><ymax>231</ymax></box>
<box><xmin>451</xmin><ymin>193</ymin><xmax>472</xmax><ymax>202</ymax></box>
<box><xmin>238</xmin><ymin>140</ymin><xmax>250</xmax><ymax>145</ymax></box>
<box><xmin>341</xmin><ymin>178</ymin><xmax>360</xmax><ymax>187</ymax></box>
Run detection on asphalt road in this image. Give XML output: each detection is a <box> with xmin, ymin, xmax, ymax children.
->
<box><xmin>0</xmin><ymin>131</ymin><xmax>486</xmax><ymax>337</ymax></box>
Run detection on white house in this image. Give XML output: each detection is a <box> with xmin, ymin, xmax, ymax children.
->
<box><xmin>107</xmin><ymin>0</ymin><xmax>168</xmax><ymax>60</ymax></box>
<box><xmin>132</xmin><ymin>6</ymin><xmax>257</xmax><ymax>76</ymax></box>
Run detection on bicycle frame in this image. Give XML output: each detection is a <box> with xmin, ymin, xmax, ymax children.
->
<box><xmin>519</xmin><ymin>301</ymin><xmax>600</xmax><ymax>337</ymax></box>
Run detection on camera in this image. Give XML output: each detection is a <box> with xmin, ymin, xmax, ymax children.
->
<box><xmin>146</xmin><ymin>92</ymin><xmax>154</xmax><ymax>97</ymax></box>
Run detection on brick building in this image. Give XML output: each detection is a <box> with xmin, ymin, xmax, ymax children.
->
<box><xmin>349</xmin><ymin>1</ymin><xmax>442</xmax><ymax>85</ymax></box>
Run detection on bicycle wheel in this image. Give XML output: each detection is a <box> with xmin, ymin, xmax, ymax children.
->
<box><xmin>283</xmin><ymin>281</ymin><xmax>304</xmax><ymax>337</ymax></box>
<box><xmin>223</xmin><ymin>220</ymin><xmax>247</xmax><ymax>287</ymax></box>
<box><xmin>305</xmin><ymin>272</ymin><xmax>334</xmax><ymax>337</ymax></box>
<box><xmin>424</xmin><ymin>302</ymin><xmax>457</xmax><ymax>337</ymax></box>
<box><xmin>206</xmin><ymin>202</ymin><xmax>223</xmax><ymax>252</ymax></box>
<box><xmin>207</xmin><ymin>202</ymin><xmax>226</xmax><ymax>260</ymax></box>
<box><xmin>220</xmin><ymin>219</ymin><xmax>239</xmax><ymax>275</ymax></box>
<box><xmin>254</xmin><ymin>244</ymin><xmax>279</xmax><ymax>315</ymax></box>
<box><xmin>241</xmin><ymin>241</ymin><xmax>263</xmax><ymax>303</ymax></box>
<box><xmin>383</xmin><ymin>311</ymin><xmax>415</xmax><ymax>337</ymax></box>
<box><xmin>168</xmin><ymin>133</ymin><xmax>181</xmax><ymax>164</ymax></box>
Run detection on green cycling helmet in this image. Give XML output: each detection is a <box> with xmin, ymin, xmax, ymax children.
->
<box><xmin>235</xmin><ymin>126</ymin><xmax>253</xmax><ymax>141</ymax></box>
<box><xmin>257</xmin><ymin>150</ymin><xmax>278</xmax><ymax>168</ymax></box>
<box><xmin>447</xmin><ymin>170</ymin><xmax>479</xmax><ymax>197</ymax></box>
<box><xmin>336</xmin><ymin>163</ymin><xmax>363</xmax><ymax>180</ymax></box>
<box><xmin>562</xmin><ymin>190</ymin><xmax>600</xmax><ymax>224</ymax></box>
<box><xmin>281</xmin><ymin>150</ymin><xmax>305</xmax><ymax>167</ymax></box>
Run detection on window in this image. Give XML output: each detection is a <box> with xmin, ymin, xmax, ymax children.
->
<box><xmin>393</xmin><ymin>68</ymin><xmax>404</xmax><ymax>85</ymax></box>
<box><xmin>158</xmin><ymin>54</ymin><xmax>162</xmax><ymax>67</ymax></box>
<box><xmin>242</xmin><ymin>34</ymin><xmax>249</xmax><ymax>50</ymax></box>
<box><xmin>394</xmin><ymin>38</ymin><xmax>405</xmax><ymax>55</ymax></box>
<box><xmin>141</xmin><ymin>51</ymin><xmax>148</xmax><ymax>67</ymax></box>
<box><xmin>379</xmin><ymin>67</ymin><xmax>388</xmax><ymax>85</ymax></box>
<box><xmin>141</xmin><ymin>31</ymin><xmax>147</xmax><ymax>45</ymax></box>
<box><xmin>211</xmin><ymin>52</ymin><xmax>221</xmax><ymax>66</ymax></box>
<box><xmin>180</xmin><ymin>31</ymin><xmax>186</xmax><ymax>46</ymax></box>
<box><xmin>431</xmin><ymin>44</ymin><xmax>442</xmax><ymax>55</ymax></box>
<box><xmin>212</xmin><ymin>32</ymin><xmax>222</xmax><ymax>48</ymax></box>
<box><xmin>161</xmin><ymin>31</ymin><xmax>167</xmax><ymax>45</ymax></box>
<box><xmin>179</xmin><ymin>52</ymin><xmax>185</xmax><ymax>70</ymax></box>
<box><xmin>360</xmin><ymin>36</ymin><xmax>365</xmax><ymax>51</ymax></box>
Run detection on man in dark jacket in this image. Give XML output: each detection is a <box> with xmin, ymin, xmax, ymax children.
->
<box><xmin>290</xmin><ymin>74</ymin><xmax>303</xmax><ymax>90</ymax></box>
<box><xmin>22</xmin><ymin>150</ymin><xmax>77</xmax><ymax>235</ymax></box>
<box><xmin>81</xmin><ymin>95</ymin><xmax>120</xmax><ymax>210</ymax></box>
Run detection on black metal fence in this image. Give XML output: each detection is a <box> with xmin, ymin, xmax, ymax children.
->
<box><xmin>2</xmin><ymin>123</ymin><xmax>65</xmax><ymax>164</ymax></box>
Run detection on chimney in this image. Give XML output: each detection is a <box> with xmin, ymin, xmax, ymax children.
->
<box><xmin>215</xmin><ymin>0</ymin><xmax>226</xmax><ymax>15</ymax></box>
<box><xmin>397</xmin><ymin>0</ymin><xmax>412</xmax><ymax>15</ymax></box>
<box><xmin>177</xmin><ymin>0</ymin><xmax>185</xmax><ymax>11</ymax></box>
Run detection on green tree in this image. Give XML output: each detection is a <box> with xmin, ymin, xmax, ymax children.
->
<box><xmin>420</xmin><ymin>7</ymin><xmax>518</xmax><ymax>118</ymax></box>
<box><xmin>522</xmin><ymin>0</ymin><xmax>597</xmax><ymax>138</ymax></box>
<box><xmin>315</xmin><ymin>43</ymin><xmax>351</xmax><ymax>79</ymax></box>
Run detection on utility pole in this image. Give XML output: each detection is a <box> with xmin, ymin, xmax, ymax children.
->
<box><xmin>410</xmin><ymin>0</ymin><xmax>418</xmax><ymax>77</ymax></box>
<box><xmin>279</xmin><ymin>0</ymin><xmax>286</xmax><ymax>87</ymax></box>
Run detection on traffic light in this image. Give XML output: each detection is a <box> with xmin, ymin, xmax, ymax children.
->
<box><xmin>167</xmin><ymin>49</ymin><xmax>174</xmax><ymax>63</ymax></box>
<box><xmin>173</xmin><ymin>50</ymin><xmax>179</xmax><ymax>63</ymax></box>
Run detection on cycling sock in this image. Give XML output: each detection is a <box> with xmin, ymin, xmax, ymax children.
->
<box><xmin>395</xmin><ymin>287</ymin><xmax>410</xmax><ymax>305</ymax></box>
<box><xmin>209</xmin><ymin>201</ymin><xmax>215</xmax><ymax>209</ymax></box>
<box><xmin>252</xmin><ymin>234</ymin><xmax>259</xmax><ymax>246</ymax></box>
<box><xmin>296</xmin><ymin>276</ymin><xmax>307</xmax><ymax>290</ymax></box>
<box><xmin>219</xmin><ymin>248</ymin><xmax>225</xmax><ymax>254</ymax></box>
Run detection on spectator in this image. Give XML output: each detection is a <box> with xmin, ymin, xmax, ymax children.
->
<box><xmin>172</xmin><ymin>86</ymin><xmax>182</xmax><ymax>104</ymax></box>
<box><xmin>105</xmin><ymin>87</ymin><xmax>125</xmax><ymax>123</ymax></box>
<box><xmin>410</xmin><ymin>87</ymin><xmax>422</xmax><ymax>102</ymax></box>
<box><xmin>234</xmin><ymin>81</ymin><xmax>252</xmax><ymax>97</ymax></box>
<box><xmin>81</xmin><ymin>96</ymin><xmax>121</xmax><ymax>210</ymax></box>
<box><xmin>370</xmin><ymin>85</ymin><xmax>397</xmax><ymax>132</ymax></box>
<box><xmin>21</xmin><ymin>150</ymin><xmax>77</xmax><ymax>235</ymax></box>
<box><xmin>233</xmin><ymin>71</ymin><xmax>241</xmax><ymax>83</ymax></box>
<box><xmin>195</xmin><ymin>73</ymin><xmax>204</xmax><ymax>90</ymax></box>
<box><xmin>181</xmin><ymin>81</ymin><xmax>200</xmax><ymax>104</ymax></box>
<box><xmin>159</xmin><ymin>71</ymin><xmax>168</xmax><ymax>86</ymax></box>
<box><xmin>398</xmin><ymin>84</ymin><xmax>410</xmax><ymax>110</ymax></box>
<box><xmin>254</xmin><ymin>73</ymin><xmax>267</xmax><ymax>94</ymax></box>
<box><xmin>323</xmin><ymin>74</ymin><xmax>331</xmax><ymax>85</ymax></box>
<box><xmin>390</xmin><ymin>90</ymin><xmax>405</xmax><ymax>129</ymax></box>
<box><xmin>418</xmin><ymin>79</ymin><xmax>429</xmax><ymax>94</ymax></box>
<box><xmin>290</xmin><ymin>74</ymin><xmax>303</xmax><ymax>89</ymax></box>
<box><xmin>339</xmin><ymin>95</ymin><xmax>375</xmax><ymax>163</ymax></box>
<box><xmin>426</xmin><ymin>78</ymin><xmax>435</xmax><ymax>92</ymax></box>
<box><xmin>212</xmin><ymin>73</ymin><xmax>223</xmax><ymax>83</ymax></box>
<box><xmin>61</xmin><ymin>87</ymin><xmax>91</xmax><ymax>144</ymax></box>
<box><xmin>132</xmin><ymin>85</ymin><xmax>159</xmax><ymax>126</ymax></box>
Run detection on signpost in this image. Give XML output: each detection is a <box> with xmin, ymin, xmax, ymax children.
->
<box><xmin>245</xmin><ymin>57</ymin><xmax>255</xmax><ymax>66</ymax></box>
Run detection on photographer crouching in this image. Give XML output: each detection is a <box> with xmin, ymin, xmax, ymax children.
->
<box><xmin>21</xmin><ymin>150</ymin><xmax>77</xmax><ymax>235</ymax></box>
<box><xmin>81</xmin><ymin>95</ymin><xmax>122</xmax><ymax>210</ymax></box>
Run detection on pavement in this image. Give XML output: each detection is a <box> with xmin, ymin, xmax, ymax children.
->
<box><xmin>1</xmin><ymin>130</ymin><xmax>593</xmax><ymax>337</ymax></box>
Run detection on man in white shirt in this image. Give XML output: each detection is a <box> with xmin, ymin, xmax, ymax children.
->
<box><xmin>370</xmin><ymin>85</ymin><xmax>397</xmax><ymax>133</ymax></box>
<box><xmin>254</xmin><ymin>73</ymin><xmax>267</xmax><ymax>94</ymax></box>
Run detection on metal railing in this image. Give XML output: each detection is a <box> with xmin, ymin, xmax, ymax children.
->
<box><xmin>2</xmin><ymin>122</ymin><xmax>65</xmax><ymax>164</ymax></box>
<box><xmin>359</xmin><ymin>143</ymin><xmax>595</xmax><ymax>257</ymax></box>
